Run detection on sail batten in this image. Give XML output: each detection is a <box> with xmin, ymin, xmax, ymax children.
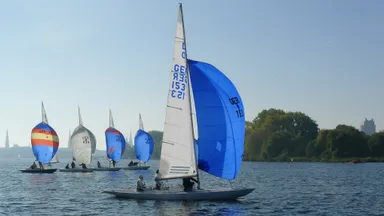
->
<box><xmin>158</xmin><ymin>4</ymin><xmax>197</xmax><ymax>180</ymax></box>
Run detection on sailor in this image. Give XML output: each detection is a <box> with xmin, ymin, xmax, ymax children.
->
<box><xmin>38</xmin><ymin>161</ymin><xmax>44</xmax><ymax>170</ymax></box>
<box><xmin>30</xmin><ymin>162</ymin><xmax>37</xmax><ymax>169</ymax></box>
<box><xmin>182</xmin><ymin>177</ymin><xmax>198</xmax><ymax>192</ymax></box>
<box><xmin>65</xmin><ymin>164</ymin><xmax>70</xmax><ymax>169</ymax></box>
<box><xmin>154</xmin><ymin>170</ymin><xmax>162</xmax><ymax>190</ymax></box>
<box><xmin>112</xmin><ymin>160</ymin><xmax>116</xmax><ymax>168</ymax></box>
<box><xmin>80</xmin><ymin>163</ymin><xmax>87</xmax><ymax>169</ymax></box>
<box><xmin>136</xmin><ymin>175</ymin><xmax>146</xmax><ymax>192</ymax></box>
<box><xmin>71</xmin><ymin>161</ymin><xmax>76</xmax><ymax>169</ymax></box>
<box><xmin>128</xmin><ymin>161</ymin><xmax>133</xmax><ymax>166</ymax></box>
<box><xmin>97</xmin><ymin>161</ymin><xmax>101</xmax><ymax>168</ymax></box>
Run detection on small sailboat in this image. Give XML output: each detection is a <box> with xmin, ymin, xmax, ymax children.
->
<box><xmin>18</xmin><ymin>154</ymin><xmax>21</xmax><ymax>160</ymax></box>
<box><xmin>123</xmin><ymin>113</ymin><xmax>153</xmax><ymax>170</ymax></box>
<box><xmin>21</xmin><ymin>102</ymin><xmax>58</xmax><ymax>173</ymax></box>
<box><xmin>92</xmin><ymin>110</ymin><xmax>123</xmax><ymax>171</ymax></box>
<box><xmin>104</xmin><ymin>4</ymin><xmax>254</xmax><ymax>200</ymax></box>
<box><xmin>128</xmin><ymin>130</ymin><xmax>133</xmax><ymax>147</ymax></box>
<box><xmin>60</xmin><ymin>106</ymin><xmax>94</xmax><ymax>173</ymax></box>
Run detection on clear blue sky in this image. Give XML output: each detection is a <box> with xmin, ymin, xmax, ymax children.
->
<box><xmin>0</xmin><ymin>0</ymin><xmax>383</xmax><ymax>149</ymax></box>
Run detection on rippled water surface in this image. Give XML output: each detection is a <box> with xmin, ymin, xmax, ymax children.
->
<box><xmin>0</xmin><ymin>159</ymin><xmax>383</xmax><ymax>215</ymax></box>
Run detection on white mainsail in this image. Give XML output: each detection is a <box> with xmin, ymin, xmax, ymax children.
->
<box><xmin>70</xmin><ymin>106</ymin><xmax>96</xmax><ymax>165</ymax></box>
<box><xmin>139</xmin><ymin>113</ymin><xmax>144</xmax><ymax>130</ymax></box>
<box><xmin>109</xmin><ymin>109</ymin><xmax>114</xmax><ymax>128</ymax></box>
<box><xmin>41</xmin><ymin>101</ymin><xmax>48</xmax><ymax>124</ymax></box>
<box><xmin>158</xmin><ymin>4</ymin><xmax>197</xmax><ymax>180</ymax></box>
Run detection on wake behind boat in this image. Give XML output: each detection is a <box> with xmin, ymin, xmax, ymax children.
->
<box><xmin>104</xmin><ymin>3</ymin><xmax>254</xmax><ymax>201</ymax></box>
<box><xmin>103</xmin><ymin>187</ymin><xmax>254</xmax><ymax>201</ymax></box>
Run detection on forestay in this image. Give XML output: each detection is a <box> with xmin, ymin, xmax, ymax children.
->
<box><xmin>158</xmin><ymin>5</ymin><xmax>197</xmax><ymax>180</ymax></box>
<box><xmin>188</xmin><ymin>60</ymin><xmax>245</xmax><ymax>180</ymax></box>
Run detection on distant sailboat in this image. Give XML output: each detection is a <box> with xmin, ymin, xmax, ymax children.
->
<box><xmin>97</xmin><ymin>109</ymin><xmax>124</xmax><ymax>172</ymax></box>
<box><xmin>104</xmin><ymin>3</ymin><xmax>254</xmax><ymax>200</ymax></box>
<box><xmin>60</xmin><ymin>106</ymin><xmax>95</xmax><ymax>173</ymax></box>
<box><xmin>124</xmin><ymin>113</ymin><xmax>153</xmax><ymax>170</ymax></box>
<box><xmin>21</xmin><ymin>102</ymin><xmax>58</xmax><ymax>173</ymax></box>
<box><xmin>18</xmin><ymin>154</ymin><xmax>20</xmax><ymax>160</ymax></box>
<box><xmin>128</xmin><ymin>130</ymin><xmax>133</xmax><ymax>147</ymax></box>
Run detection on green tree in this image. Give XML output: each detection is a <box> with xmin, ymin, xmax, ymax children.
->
<box><xmin>367</xmin><ymin>132</ymin><xmax>384</xmax><ymax>157</ymax></box>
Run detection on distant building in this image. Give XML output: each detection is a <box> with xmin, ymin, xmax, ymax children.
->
<box><xmin>5</xmin><ymin>130</ymin><xmax>9</xmax><ymax>149</ymax></box>
<box><xmin>360</xmin><ymin>118</ymin><xmax>376</xmax><ymax>135</ymax></box>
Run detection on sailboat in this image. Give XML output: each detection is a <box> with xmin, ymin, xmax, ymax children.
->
<box><xmin>21</xmin><ymin>102</ymin><xmax>58</xmax><ymax>173</ymax></box>
<box><xmin>104</xmin><ymin>3</ymin><xmax>254</xmax><ymax>200</ymax></box>
<box><xmin>60</xmin><ymin>106</ymin><xmax>94</xmax><ymax>173</ymax></box>
<box><xmin>93</xmin><ymin>110</ymin><xmax>123</xmax><ymax>171</ymax></box>
<box><xmin>123</xmin><ymin>114</ymin><xmax>153</xmax><ymax>170</ymax></box>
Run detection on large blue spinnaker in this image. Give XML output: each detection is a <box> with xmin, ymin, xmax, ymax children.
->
<box><xmin>105</xmin><ymin>127</ymin><xmax>125</xmax><ymax>162</ymax></box>
<box><xmin>188</xmin><ymin>59</ymin><xmax>245</xmax><ymax>180</ymax></box>
<box><xmin>134</xmin><ymin>129</ymin><xmax>154</xmax><ymax>162</ymax></box>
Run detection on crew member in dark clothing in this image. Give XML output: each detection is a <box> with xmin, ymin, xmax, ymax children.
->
<box><xmin>182</xmin><ymin>177</ymin><xmax>198</xmax><ymax>192</ymax></box>
<box><xmin>80</xmin><ymin>163</ymin><xmax>87</xmax><ymax>169</ymax></box>
<box><xmin>65</xmin><ymin>164</ymin><xmax>70</xmax><ymax>169</ymax></box>
<box><xmin>71</xmin><ymin>161</ymin><xmax>76</xmax><ymax>168</ymax></box>
<box><xmin>112</xmin><ymin>160</ymin><xmax>116</xmax><ymax>168</ymax></box>
<box><xmin>128</xmin><ymin>161</ymin><xmax>133</xmax><ymax>166</ymax></box>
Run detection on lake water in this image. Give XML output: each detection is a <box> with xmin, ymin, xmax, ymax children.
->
<box><xmin>0</xmin><ymin>158</ymin><xmax>383</xmax><ymax>215</ymax></box>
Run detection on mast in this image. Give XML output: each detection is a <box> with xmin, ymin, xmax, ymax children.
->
<box><xmin>180</xmin><ymin>3</ymin><xmax>201</xmax><ymax>189</ymax></box>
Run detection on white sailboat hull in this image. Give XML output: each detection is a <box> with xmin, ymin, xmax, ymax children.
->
<box><xmin>103</xmin><ymin>187</ymin><xmax>254</xmax><ymax>201</ymax></box>
<box><xmin>121</xmin><ymin>166</ymin><xmax>150</xmax><ymax>170</ymax></box>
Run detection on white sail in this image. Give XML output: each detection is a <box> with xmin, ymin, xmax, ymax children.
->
<box><xmin>128</xmin><ymin>130</ymin><xmax>133</xmax><ymax>146</ymax></box>
<box><xmin>158</xmin><ymin>4</ymin><xmax>197</xmax><ymax>180</ymax></box>
<box><xmin>139</xmin><ymin>113</ymin><xmax>144</xmax><ymax>130</ymax></box>
<box><xmin>71</xmin><ymin>125</ymin><xmax>94</xmax><ymax>165</ymax></box>
<box><xmin>70</xmin><ymin>106</ymin><xmax>96</xmax><ymax>165</ymax></box>
<box><xmin>41</xmin><ymin>101</ymin><xmax>48</xmax><ymax>124</ymax></box>
<box><xmin>109</xmin><ymin>109</ymin><xmax>115</xmax><ymax>128</ymax></box>
<box><xmin>68</xmin><ymin>129</ymin><xmax>72</xmax><ymax>148</ymax></box>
